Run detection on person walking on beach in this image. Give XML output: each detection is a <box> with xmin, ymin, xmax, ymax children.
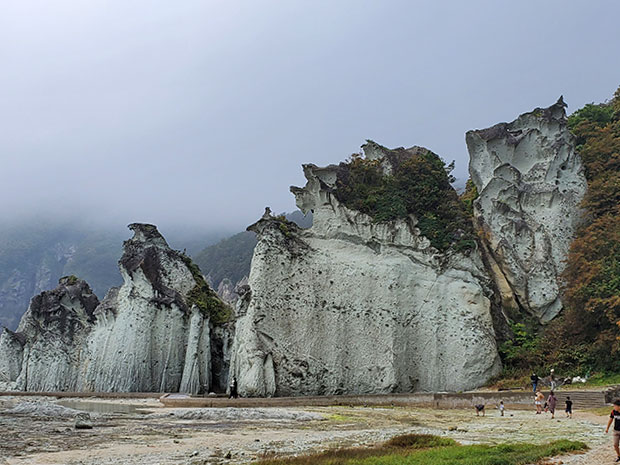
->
<box><xmin>531</xmin><ymin>373</ymin><xmax>539</xmax><ymax>392</ymax></box>
<box><xmin>499</xmin><ymin>401</ymin><xmax>505</xmax><ymax>417</ymax></box>
<box><xmin>605</xmin><ymin>399</ymin><xmax>620</xmax><ymax>462</ymax></box>
<box><xmin>565</xmin><ymin>396</ymin><xmax>573</xmax><ymax>419</ymax></box>
<box><xmin>535</xmin><ymin>391</ymin><xmax>544</xmax><ymax>414</ymax></box>
<box><xmin>547</xmin><ymin>391</ymin><xmax>558</xmax><ymax>419</ymax></box>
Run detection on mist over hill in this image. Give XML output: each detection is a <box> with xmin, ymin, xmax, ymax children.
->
<box><xmin>0</xmin><ymin>220</ymin><xmax>230</xmax><ymax>330</ymax></box>
<box><xmin>0</xmin><ymin>212</ymin><xmax>310</xmax><ymax>330</ymax></box>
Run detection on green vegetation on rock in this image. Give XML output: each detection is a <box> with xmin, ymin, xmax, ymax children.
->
<box><xmin>180</xmin><ymin>254</ymin><xmax>231</xmax><ymax>323</ymax></box>
<box><xmin>460</xmin><ymin>178</ymin><xmax>478</xmax><ymax>216</ymax></box>
<box><xmin>333</xmin><ymin>145</ymin><xmax>476</xmax><ymax>251</ymax></box>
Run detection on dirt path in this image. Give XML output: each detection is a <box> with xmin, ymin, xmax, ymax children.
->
<box><xmin>0</xmin><ymin>397</ymin><xmax>611</xmax><ymax>465</ymax></box>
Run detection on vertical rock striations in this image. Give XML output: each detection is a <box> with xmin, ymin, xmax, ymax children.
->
<box><xmin>229</xmin><ymin>143</ymin><xmax>502</xmax><ymax>396</ymax></box>
<box><xmin>83</xmin><ymin>223</ymin><xmax>229</xmax><ymax>393</ymax></box>
<box><xmin>0</xmin><ymin>276</ymin><xmax>98</xmax><ymax>391</ymax></box>
<box><xmin>0</xmin><ymin>224</ymin><xmax>231</xmax><ymax>394</ymax></box>
<box><xmin>467</xmin><ymin>98</ymin><xmax>587</xmax><ymax>322</ymax></box>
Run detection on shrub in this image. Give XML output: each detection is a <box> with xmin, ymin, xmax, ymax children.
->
<box><xmin>333</xmin><ymin>144</ymin><xmax>475</xmax><ymax>251</ymax></box>
<box><xmin>180</xmin><ymin>254</ymin><xmax>231</xmax><ymax>323</ymax></box>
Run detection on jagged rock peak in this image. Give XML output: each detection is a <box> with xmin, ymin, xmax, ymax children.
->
<box><xmin>127</xmin><ymin>223</ymin><xmax>169</xmax><ymax>247</ymax></box>
<box><xmin>290</xmin><ymin>141</ymin><xmax>440</xmax><ymax>215</ymax></box>
<box><xmin>119</xmin><ymin>223</ymin><xmax>194</xmax><ymax>309</ymax></box>
<box><xmin>361</xmin><ymin>140</ymin><xmax>437</xmax><ymax>172</ymax></box>
<box><xmin>27</xmin><ymin>276</ymin><xmax>99</xmax><ymax>327</ymax></box>
<box><xmin>469</xmin><ymin>96</ymin><xmax>568</xmax><ymax>146</ymax></box>
<box><xmin>466</xmin><ymin>97</ymin><xmax>586</xmax><ymax>322</ymax></box>
<box><xmin>0</xmin><ymin>275</ymin><xmax>99</xmax><ymax>391</ymax></box>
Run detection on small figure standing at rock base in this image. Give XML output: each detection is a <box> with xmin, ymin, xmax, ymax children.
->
<box><xmin>499</xmin><ymin>401</ymin><xmax>505</xmax><ymax>417</ymax></box>
<box><xmin>229</xmin><ymin>376</ymin><xmax>239</xmax><ymax>399</ymax></box>
<box><xmin>565</xmin><ymin>396</ymin><xmax>573</xmax><ymax>419</ymax></box>
<box><xmin>475</xmin><ymin>404</ymin><xmax>485</xmax><ymax>416</ymax></box>
<box><xmin>531</xmin><ymin>373</ymin><xmax>539</xmax><ymax>392</ymax></box>
<box><xmin>605</xmin><ymin>399</ymin><xmax>620</xmax><ymax>462</ymax></box>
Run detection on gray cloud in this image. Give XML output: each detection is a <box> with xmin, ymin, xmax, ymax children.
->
<box><xmin>1</xmin><ymin>0</ymin><xmax>619</xmax><ymax>232</ymax></box>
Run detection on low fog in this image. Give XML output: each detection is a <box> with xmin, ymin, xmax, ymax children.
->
<box><xmin>1</xmin><ymin>0</ymin><xmax>619</xmax><ymax>233</ymax></box>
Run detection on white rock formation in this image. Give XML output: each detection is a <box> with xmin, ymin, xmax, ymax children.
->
<box><xmin>229</xmin><ymin>144</ymin><xmax>502</xmax><ymax>396</ymax></box>
<box><xmin>82</xmin><ymin>223</ymin><xmax>219</xmax><ymax>393</ymax></box>
<box><xmin>0</xmin><ymin>276</ymin><xmax>98</xmax><ymax>391</ymax></box>
<box><xmin>0</xmin><ymin>224</ymin><xmax>231</xmax><ymax>394</ymax></box>
<box><xmin>467</xmin><ymin>98</ymin><xmax>587</xmax><ymax>322</ymax></box>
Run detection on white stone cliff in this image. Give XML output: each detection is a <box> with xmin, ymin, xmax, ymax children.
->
<box><xmin>0</xmin><ymin>224</ymin><xmax>232</xmax><ymax>394</ymax></box>
<box><xmin>467</xmin><ymin>98</ymin><xmax>587</xmax><ymax>322</ymax></box>
<box><xmin>0</xmin><ymin>276</ymin><xmax>97</xmax><ymax>391</ymax></box>
<box><xmin>229</xmin><ymin>144</ymin><xmax>503</xmax><ymax>396</ymax></box>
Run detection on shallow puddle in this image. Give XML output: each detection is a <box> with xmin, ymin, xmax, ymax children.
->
<box><xmin>55</xmin><ymin>400</ymin><xmax>149</xmax><ymax>415</ymax></box>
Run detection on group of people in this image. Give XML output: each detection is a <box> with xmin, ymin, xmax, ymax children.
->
<box><xmin>534</xmin><ymin>391</ymin><xmax>572</xmax><ymax>418</ymax></box>
<box><xmin>474</xmin><ymin>393</ymin><xmax>572</xmax><ymax>419</ymax></box>
<box><xmin>530</xmin><ymin>370</ymin><xmax>558</xmax><ymax>392</ymax></box>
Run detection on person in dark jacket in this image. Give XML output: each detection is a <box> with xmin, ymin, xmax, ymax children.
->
<box><xmin>605</xmin><ymin>399</ymin><xmax>620</xmax><ymax>462</ymax></box>
<box><xmin>531</xmin><ymin>373</ymin><xmax>539</xmax><ymax>392</ymax></box>
<box><xmin>229</xmin><ymin>377</ymin><xmax>239</xmax><ymax>399</ymax></box>
<box><xmin>565</xmin><ymin>396</ymin><xmax>573</xmax><ymax>418</ymax></box>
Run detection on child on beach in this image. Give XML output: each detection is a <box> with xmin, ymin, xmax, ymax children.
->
<box><xmin>565</xmin><ymin>396</ymin><xmax>573</xmax><ymax>419</ymax></box>
<box><xmin>499</xmin><ymin>401</ymin><xmax>505</xmax><ymax>417</ymax></box>
<box><xmin>535</xmin><ymin>391</ymin><xmax>544</xmax><ymax>414</ymax></box>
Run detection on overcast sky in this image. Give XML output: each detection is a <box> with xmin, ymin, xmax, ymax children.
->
<box><xmin>1</xmin><ymin>0</ymin><xmax>619</xmax><ymax>233</ymax></box>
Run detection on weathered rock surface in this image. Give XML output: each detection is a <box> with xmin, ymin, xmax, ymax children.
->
<box><xmin>467</xmin><ymin>98</ymin><xmax>587</xmax><ymax>322</ymax></box>
<box><xmin>0</xmin><ymin>276</ymin><xmax>98</xmax><ymax>391</ymax></box>
<box><xmin>1</xmin><ymin>224</ymin><xmax>232</xmax><ymax>394</ymax></box>
<box><xmin>229</xmin><ymin>143</ymin><xmax>502</xmax><ymax>396</ymax></box>
<box><xmin>82</xmin><ymin>224</ymin><xmax>222</xmax><ymax>393</ymax></box>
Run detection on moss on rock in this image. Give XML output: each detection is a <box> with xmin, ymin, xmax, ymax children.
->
<box><xmin>180</xmin><ymin>254</ymin><xmax>232</xmax><ymax>324</ymax></box>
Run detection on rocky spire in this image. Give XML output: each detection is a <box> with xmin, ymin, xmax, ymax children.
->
<box><xmin>466</xmin><ymin>97</ymin><xmax>587</xmax><ymax>322</ymax></box>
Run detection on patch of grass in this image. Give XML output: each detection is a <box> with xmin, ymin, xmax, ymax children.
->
<box><xmin>252</xmin><ymin>435</ymin><xmax>586</xmax><ymax>465</ymax></box>
<box><xmin>326</xmin><ymin>414</ymin><xmax>358</xmax><ymax>423</ymax></box>
<box><xmin>580</xmin><ymin>372</ymin><xmax>620</xmax><ymax>387</ymax></box>
<box><xmin>584</xmin><ymin>406</ymin><xmax>613</xmax><ymax>416</ymax></box>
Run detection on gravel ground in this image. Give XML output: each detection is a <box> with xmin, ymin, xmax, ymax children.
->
<box><xmin>0</xmin><ymin>396</ymin><xmax>611</xmax><ymax>465</ymax></box>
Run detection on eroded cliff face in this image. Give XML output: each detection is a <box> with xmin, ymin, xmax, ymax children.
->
<box><xmin>0</xmin><ymin>277</ymin><xmax>98</xmax><ymax>391</ymax></box>
<box><xmin>83</xmin><ymin>223</ymin><xmax>221</xmax><ymax>393</ymax></box>
<box><xmin>0</xmin><ymin>224</ymin><xmax>232</xmax><ymax>394</ymax></box>
<box><xmin>467</xmin><ymin>98</ymin><xmax>587</xmax><ymax>322</ymax></box>
<box><xmin>229</xmin><ymin>144</ymin><xmax>502</xmax><ymax>397</ymax></box>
